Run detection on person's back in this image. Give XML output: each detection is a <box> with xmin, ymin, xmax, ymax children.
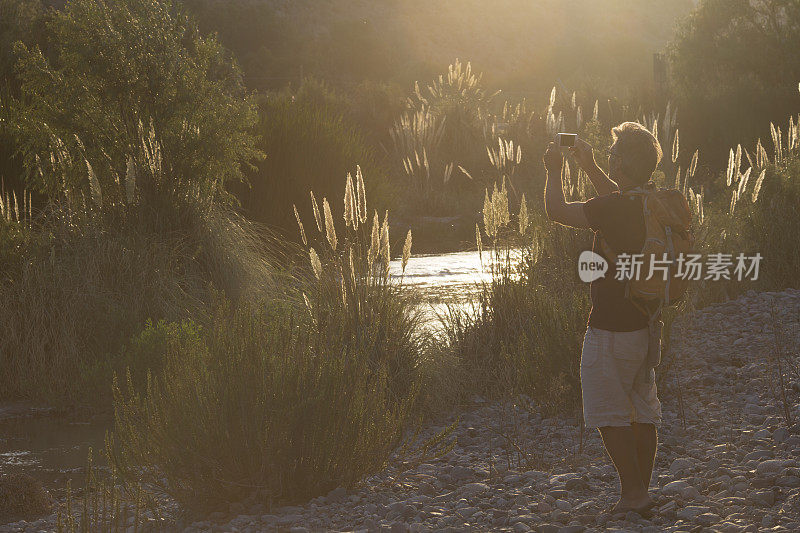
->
<box><xmin>583</xmin><ymin>191</ymin><xmax>647</xmax><ymax>332</ymax></box>
<box><xmin>542</xmin><ymin>121</ymin><xmax>664</xmax><ymax>517</ymax></box>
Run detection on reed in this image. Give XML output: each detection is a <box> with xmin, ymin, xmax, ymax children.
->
<box><xmin>443</xmin><ymin>179</ymin><xmax>590</xmax><ymax>414</ymax></box>
<box><xmin>0</xmin><ymin>173</ymin><xmax>287</xmax><ymax>403</ymax></box>
<box><xmin>111</xmin><ymin>171</ymin><xmax>429</xmax><ymax>509</ymax></box>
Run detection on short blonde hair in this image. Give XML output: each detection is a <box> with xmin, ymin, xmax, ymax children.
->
<box><xmin>611</xmin><ymin>122</ymin><xmax>662</xmax><ymax>184</ymax></box>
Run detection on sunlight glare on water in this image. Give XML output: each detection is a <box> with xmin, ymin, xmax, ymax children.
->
<box><xmin>388</xmin><ymin>250</ymin><xmax>522</xmax><ymax>327</ymax></box>
<box><xmin>389</xmin><ymin>250</ymin><xmax>492</xmax><ymax>289</ymax></box>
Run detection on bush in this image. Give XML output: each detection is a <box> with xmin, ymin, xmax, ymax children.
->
<box><xmin>668</xmin><ymin>0</ymin><xmax>800</xmax><ymax>162</ymax></box>
<box><xmin>112</xmin><ymin>172</ymin><xmax>426</xmax><ymax>509</ymax></box>
<box><xmin>745</xmin><ymin>158</ymin><xmax>800</xmax><ymax>289</ymax></box>
<box><xmin>444</xmin><ymin>182</ymin><xmax>590</xmax><ymax>414</ymax></box>
<box><xmin>390</xmin><ymin>60</ymin><xmax>494</xmax><ymax>216</ymax></box>
<box><xmin>6</xmin><ymin>0</ymin><xmax>260</xmax><ymax>205</ymax></box>
<box><xmin>0</xmin><ymin>200</ymin><xmax>284</xmax><ymax>404</ymax></box>
<box><xmin>687</xmin><ymin>111</ymin><xmax>800</xmax><ymax>306</ymax></box>
<box><xmin>701</xmin><ymin>159</ymin><xmax>800</xmax><ymax>298</ymax></box>
<box><xmin>241</xmin><ymin>79</ymin><xmax>394</xmax><ymax>235</ymax></box>
<box><xmin>0</xmin><ymin>473</ymin><xmax>52</xmax><ymax>523</ymax></box>
<box><xmin>0</xmin><ymin>0</ymin><xmax>276</xmax><ymax>406</ymax></box>
<box><xmin>81</xmin><ymin>319</ymin><xmax>205</xmax><ymax>401</ymax></box>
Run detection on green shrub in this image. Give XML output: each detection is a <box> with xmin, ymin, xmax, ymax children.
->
<box><xmin>112</xmin><ymin>172</ymin><xmax>425</xmax><ymax>509</ymax></box>
<box><xmin>452</xmin><ymin>233</ymin><xmax>590</xmax><ymax>413</ymax></box>
<box><xmin>713</xmin><ymin>158</ymin><xmax>800</xmax><ymax>293</ymax></box>
<box><xmin>6</xmin><ymin>0</ymin><xmax>260</xmax><ymax>205</ymax></box>
<box><xmin>0</xmin><ymin>0</ymin><xmax>277</xmax><ymax>405</ymax></box>
<box><xmin>342</xmin><ymin>80</ymin><xmax>407</xmax><ymax>153</ymax></box>
<box><xmin>689</xmin><ymin>118</ymin><xmax>800</xmax><ymax>306</ymax></box>
<box><xmin>746</xmin><ymin>158</ymin><xmax>800</xmax><ymax>289</ymax></box>
<box><xmin>668</xmin><ymin>0</ymin><xmax>800</xmax><ymax>162</ymax></box>
<box><xmin>390</xmin><ymin>60</ymin><xmax>494</xmax><ymax>216</ymax></box>
<box><xmin>80</xmin><ymin>319</ymin><xmax>205</xmax><ymax>401</ymax></box>
<box><xmin>0</xmin><ymin>473</ymin><xmax>52</xmax><ymax>523</ymax></box>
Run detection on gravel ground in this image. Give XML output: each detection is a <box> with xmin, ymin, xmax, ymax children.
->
<box><xmin>3</xmin><ymin>288</ymin><xmax>800</xmax><ymax>532</ymax></box>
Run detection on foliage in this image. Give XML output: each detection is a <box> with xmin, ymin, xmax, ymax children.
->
<box><xmin>0</xmin><ymin>473</ymin><xmax>52</xmax><ymax>523</ymax></box>
<box><xmin>669</xmin><ymin>0</ymin><xmax>800</xmax><ymax>161</ymax></box>
<box><xmin>391</xmin><ymin>60</ymin><xmax>494</xmax><ymax>208</ymax></box>
<box><xmin>0</xmin><ymin>197</ymin><xmax>284</xmax><ymax>404</ymax></box>
<box><xmin>744</xmin><ymin>158</ymin><xmax>800</xmax><ymax>289</ymax></box>
<box><xmin>0</xmin><ymin>0</ymin><xmax>45</xmax><ymax>199</ymax></box>
<box><xmin>299</xmin><ymin>169</ymin><xmax>424</xmax><ymax>402</ymax></box>
<box><xmin>4</xmin><ymin>0</ymin><xmax>260</xmax><ymax>206</ymax></box>
<box><xmin>0</xmin><ymin>0</ymin><xmax>44</xmax><ymax>87</ymax></box>
<box><xmin>180</xmin><ymin>0</ymin><xmax>289</xmax><ymax>90</ymax></box>
<box><xmin>241</xmin><ymin>79</ymin><xmax>393</xmax><ymax>234</ymax></box>
<box><xmin>112</xmin><ymin>173</ymin><xmax>426</xmax><ymax>508</ymax></box>
<box><xmin>443</xmin><ymin>179</ymin><xmax>590</xmax><ymax>413</ymax></box>
<box><xmin>176</xmin><ymin>0</ymin><xmax>692</xmax><ymax>96</ymax></box>
<box><xmin>701</xmin><ymin>160</ymin><xmax>800</xmax><ymax>300</ymax></box>
<box><xmin>83</xmin><ymin>319</ymin><xmax>205</xmax><ymax>401</ymax></box>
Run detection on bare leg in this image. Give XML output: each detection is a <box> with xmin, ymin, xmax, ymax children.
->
<box><xmin>633</xmin><ymin>422</ymin><xmax>657</xmax><ymax>491</ymax></box>
<box><xmin>598</xmin><ymin>425</ymin><xmax>652</xmax><ymax>511</ymax></box>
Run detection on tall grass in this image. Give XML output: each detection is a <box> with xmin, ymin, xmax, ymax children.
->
<box><xmin>444</xmin><ymin>82</ymin><xmax>800</xmax><ymax>421</ymax></box>
<box><xmin>0</xmin><ymin>0</ymin><xmax>278</xmax><ymax>405</ymax></box>
<box><xmin>388</xmin><ymin>62</ymin><xmax>668</xmax><ymax>222</ymax></box>
<box><xmin>111</xmin><ymin>172</ymin><xmax>428</xmax><ymax>509</ymax></box>
<box><xmin>442</xmin><ymin>179</ymin><xmax>590</xmax><ymax>413</ymax></box>
<box><xmin>689</xmin><ymin>109</ymin><xmax>800</xmax><ymax>306</ymax></box>
<box><xmin>0</xmin><ymin>126</ymin><xmax>287</xmax><ymax>404</ymax></box>
<box><xmin>0</xmin><ymin>194</ymin><xmax>285</xmax><ymax>403</ymax></box>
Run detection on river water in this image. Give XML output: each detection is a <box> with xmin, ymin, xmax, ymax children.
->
<box><xmin>388</xmin><ymin>250</ymin><xmax>490</xmax><ymax>325</ymax></box>
<box><xmin>0</xmin><ymin>405</ymin><xmax>108</xmax><ymax>498</ymax></box>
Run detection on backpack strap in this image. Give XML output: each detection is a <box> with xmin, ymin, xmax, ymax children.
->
<box><xmin>663</xmin><ymin>225</ymin><xmax>675</xmax><ymax>306</ymax></box>
<box><xmin>619</xmin><ymin>181</ymin><xmax>656</xmax><ymax>198</ymax></box>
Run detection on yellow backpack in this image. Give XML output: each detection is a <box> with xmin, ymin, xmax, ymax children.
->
<box><xmin>600</xmin><ymin>182</ymin><xmax>694</xmax><ymax>315</ymax></box>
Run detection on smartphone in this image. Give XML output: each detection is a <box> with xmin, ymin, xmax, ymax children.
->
<box><xmin>557</xmin><ymin>133</ymin><xmax>578</xmax><ymax>148</ymax></box>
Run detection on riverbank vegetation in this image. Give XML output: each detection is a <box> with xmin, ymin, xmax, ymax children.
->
<box><xmin>1</xmin><ymin>0</ymin><xmax>799</xmax><ymax>517</ymax></box>
<box><xmin>112</xmin><ymin>174</ymin><xmax>428</xmax><ymax>508</ymax></box>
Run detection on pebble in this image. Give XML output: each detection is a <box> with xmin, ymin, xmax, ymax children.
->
<box><xmin>2</xmin><ymin>288</ymin><xmax>799</xmax><ymax>533</ymax></box>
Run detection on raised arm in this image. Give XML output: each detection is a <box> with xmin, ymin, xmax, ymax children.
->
<box><xmin>570</xmin><ymin>138</ymin><xmax>619</xmax><ymax>197</ymax></box>
<box><xmin>543</xmin><ymin>143</ymin><xmax>589</xmax><ymax>229</ymax></box>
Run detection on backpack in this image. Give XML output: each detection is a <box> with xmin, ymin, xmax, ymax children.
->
<box><xmin>599</xmin><ymin>182</ymin><xmax>694</xmax><ymax>374</ymax></box>
<box><xmin>599</xmin><ymin>182</ymin><xmax>694</xmax><ymax>316</ymax></box>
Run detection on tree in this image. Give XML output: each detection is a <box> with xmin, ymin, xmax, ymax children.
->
<box><xmin>4</xmin><ymin>0</ymin><xmax>261</xmax><ymax>206</ymax></box>
<box><xmin>0</xmin><ymin>0</ymin><xmax>45</xmax><ymax>199</ymax></box>
<box><xmin>669</xmin><ymin>0</ymin><xmax>800</xmax><ymax>160</ymax></box>
<box><xmin>0</xmin><ymin>0</ymin><xmax>44</xmax><ymax>90</ymax></box>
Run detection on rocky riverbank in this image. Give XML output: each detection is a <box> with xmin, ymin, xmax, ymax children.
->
<box><xmin>3</xmin><ymin>288</ymin><xmax>800</xmax><ymax>532</ymax></box>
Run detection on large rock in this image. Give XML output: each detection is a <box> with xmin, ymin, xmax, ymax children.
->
<box><xmin>669</xmin><ymin>458</ymin><xmax>693</xmax><ymax>475</ymax></box>
<box><xmin>676</xmin><ymin>506</ymin><xmax>709</xmax><ymax>521</ymax></box>
<box><xmin>757</xmin><ymin>459</ymin><xmax>789</xmax><ymax>475</ymax></box>
<box><xmin>460</xmin><ymin>482</ymin><xmax>490</xmax><ymax>498</ymax></box>
<box><xmin>662</xmin><ymin>480</ymin><xmax>690</xmax><ymax>496</ymax></box>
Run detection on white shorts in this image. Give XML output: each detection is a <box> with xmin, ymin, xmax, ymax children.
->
<box><xmin>580</xmin><ymin>326</ymin><xmax>662</xmax><ymax>429</ymax></box>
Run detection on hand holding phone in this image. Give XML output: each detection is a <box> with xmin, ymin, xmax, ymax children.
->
<box><xmin>568</xmin><ymin>137</ymin><xmax>596</xmax><ymax>172</ymax></box>
<box><xmin>543</xmin><ymin>142</ymin><xmax>562</xmax><ymax>175</ymax></box>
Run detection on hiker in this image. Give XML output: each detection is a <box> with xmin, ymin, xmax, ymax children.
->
<box><xmin>542</xmin><ymin>122</ymin><xmax>685</xmax><ymax>516</ymax></box>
